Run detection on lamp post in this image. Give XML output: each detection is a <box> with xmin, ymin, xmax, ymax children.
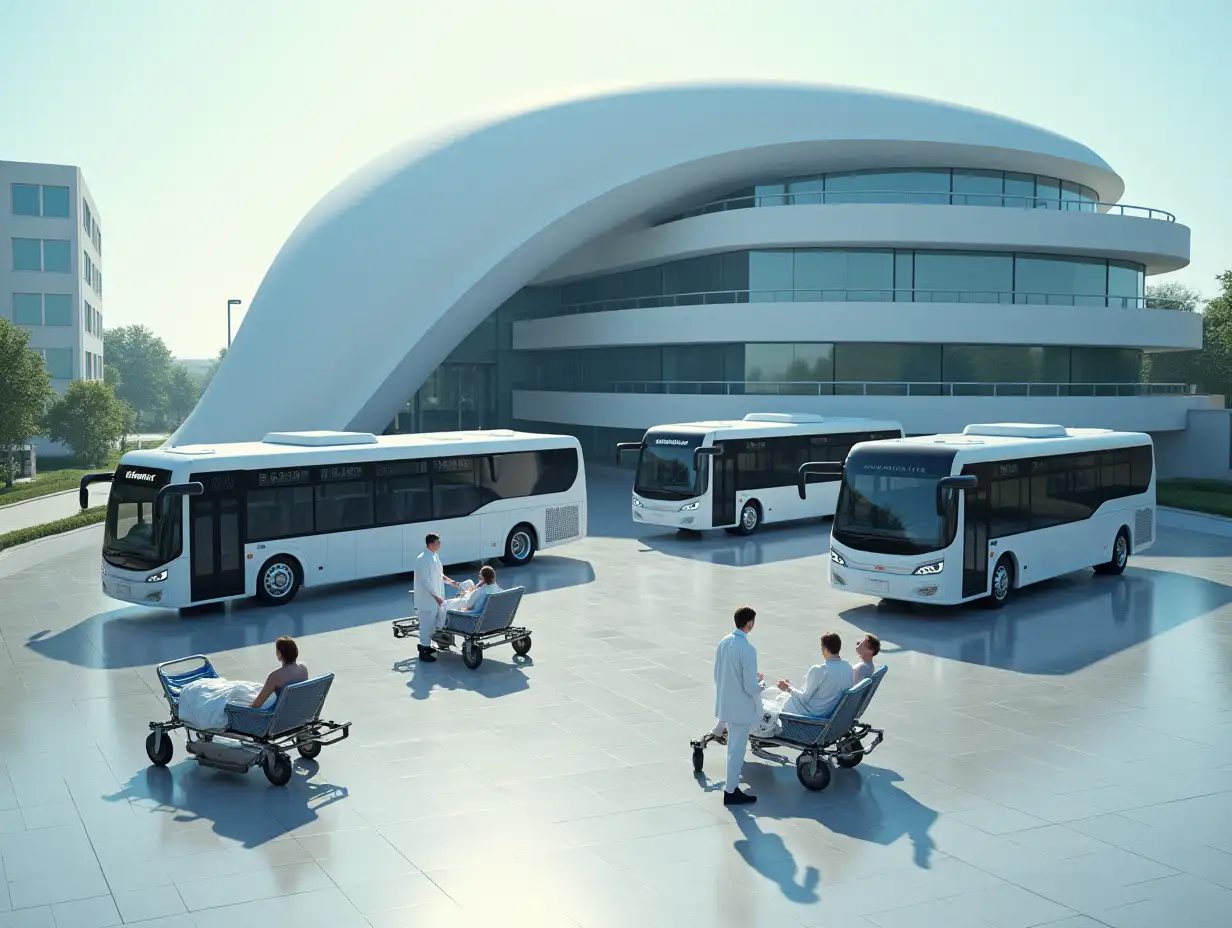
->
<box><xmin>226</xmin><ymin>299</ymin><xmax>241</xmax><ymax>348</ymax></box>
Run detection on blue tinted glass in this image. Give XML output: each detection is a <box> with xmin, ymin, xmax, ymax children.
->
<box><xmin>42</xmin><ymin>240</ymin><xmax>71</xmax><ymax>272</ymax></box>
<box><xmin>1107</xmin><ymin>261</ymin><xmax>1144</xmax><ymax>307</ymax></box>
<box><xmin>1035</xmin><ymin>177</ymin><xmax>1061</xmax><ymax>208</ymax></box>
<box><xmin>42</xmin><ymin>293</ymin><xmax>73</xmax><ymax>325</ymax></box>
<box><xmin>844</xmin><ymin>251</ymin><xmax>894</xmax><ymax>299</ymax></box>
<box><xmin>748</xmin><ymin>251</ymin><xmax>794</xmax><ymax>297</ymax></box>
<box><xmin>1071</xmin><ymin>348</ymin><xmax>1141</xmax><ymax>383</ymax></box>
<box><xmin>1014</xmin><ymin>255</ymin><xmax>1107</xmax><ymax>304</ymax></box>
<box><xmin>835</xmin><ymin>344</ymin><xmax>941</xmax><ymax>383</ymax></box>
<box><xmin>943</xmin><ymin>346</ymin><xmax>1069</xmax><ymax>383</ymax></box>
<box><xmin>1004</xmin><ymin>173</ymin><xmax>1035</xmax><ymax>206</ymax></box>
<box><xmin>745</xmin><ymin>344</ymin><xmax>795</xmax><ymax>383</ymax></box>
<box><xmin>44</xmin><ymin>347</ymin><xmax>73</xmax><ymax>380</ymax></box>
<box><xmin>952</xmin><ymin>170</ymin><xmax>1003</xmax><ymax>206</ymax></box>
<box><xmin>42</xmin><ymin>186</ymin><xmax>70</xmax><ymax>217</ymax></box>
<box><xmin>793</xmin><ymin>250</ymin><xmax>846</xmax><ymax>292</ymax></box>
<box><xmin>11</xmin><ymin>184</ymin><xmax>40</xmax><ymax>215</ymax></box>
<box><xmin>12</xmin><ymin>293</ymin><xmax>42</xmax><ymax>325</ymax></box>
<box><xmin>790</xmin><ymin>344</ymin><xmax>834</xmax><ymax>381</ymax></box>
<box><xmin>786</xmin><ymin>177</ymin><xmax>825</xmax><ymax>204</ymax></box>
<box><xmin>13</xmin><ymin>238</ymin><xmax>42</xmax><ymax>270</ymax></box>
<box><xmin>913</xmin><ymin>251</ymin><xmax>1013</xmax><ymax>302</ymax></box>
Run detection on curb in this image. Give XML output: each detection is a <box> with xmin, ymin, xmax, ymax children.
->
<box><xmin>0</xmin><ymin>488</ymin><xmax>79</xmax><ymax>511</ymax></box>
<box><xmin>0</xmin><ymin>520</ymin><xmax>103</xmax><ymax>561</ymax></box>
<box><xmin>1157</xmin><ymin>506</ymin><xmax>1232</xmax><ymax>539</ymax></box>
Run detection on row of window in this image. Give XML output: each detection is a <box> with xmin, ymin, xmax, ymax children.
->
<box><xmin>199</xmin><ymin>450</ymin><xmax>579</xmax><ymax>542</ymax></box>
<box><xmin>12</xmin><ymin>238</ymin><xmax>71</xmax><ymax>273</ymax></box>
<box><xmin>82</xmin><ymin>251</ymin><xmax>102</xmax><ymax>296</ymax></box>
<box><xmin>11</xmin><ymin>184</ymin><xmax>71</xmax><ymax>218</ymax></box>
<box><xmin>733</xmin><ymin>431</ymin><xmax>903</xmax><ymax>492</ymax></box>
<box><xmin>12</xmin><ymin>292</ymin><xmax>74</xmax><ymax>327</ymax></box>
<box><xmin>558</xmin><ymin>249</ymin><xmax>1146</xmax><ymax>311</ymax></box>
<box><xmin>85</xmin><ymin>350</ymin><xmax>102</xmax><ymax>380</ymax></box>
<box><xmin>84</xmin><ymin>300</ymin><xmax>102</xmax><ymax>337</ymax></box>
<box><xmin>966</xmin><ymin>447</ymin><xmax>1153</xmax><ymax>538</ymax></box>
<box><xmin>82</xmin><ymin>199</ymin><xmax>101</xmax><ymax>254</ymax></box>
<box><xmin>33</xmin><ymin>347</ymin><xmax>74</xmax><ymax>380</ymax></box>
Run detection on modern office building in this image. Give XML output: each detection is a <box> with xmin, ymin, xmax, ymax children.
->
<box><xmin>176</xmin><ymin>84</ymin><xmax>1224</xmax><ymax>474</ymax></box>
<box><xmin>2</xmin><ymin>160</ymin><xmax>105</xmax><ymax>392</ymax></box>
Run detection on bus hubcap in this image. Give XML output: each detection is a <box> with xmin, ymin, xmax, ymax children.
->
<box><xmin>1115</xmin><ymin>536</ymin><xmax>1127</xmax><ymax>565</ymax></box>
<box><xmin>994</xmin><ymin>566</ymin><xmax>1009</xmax><ymax>599</ymax></box>
<box><xmin>265</xmin><ymin>564</ymin><xmax>293</xmax><ymax>596</ymax></box>
<box><xmin>511</xmin><ymin>532</ymin><xmax>531</xmax><ymax>560</ymax></box>
<box><xmin>742</xmin><ymin>507</ymin><xmax>757</xmax><ymax>530</ymax></box>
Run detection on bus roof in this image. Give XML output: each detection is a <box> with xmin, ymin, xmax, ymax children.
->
<box><xmin>858</xmin><ymin>424</ymin><xmax>1152</xmax><ymax>464</ymax></box>
<box><xmin>645</xmin><ymin>414</ymin><xmax>902</xmax><ymax>442</ymax></box>
<box><xmin>124</xmin><ymin>429</ymin><xmax>580</xmax><ymax>472</ymax></box>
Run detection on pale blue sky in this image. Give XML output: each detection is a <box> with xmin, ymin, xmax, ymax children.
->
<box><xmin>1</xmin><ymin>0</ymin><xmax>1228</xmax><ymax>357</ymax></box>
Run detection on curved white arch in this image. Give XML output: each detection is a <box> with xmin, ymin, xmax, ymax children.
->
<box><xmin>174</xmin><ymin>83</ymin><xmax>1125</xmax><ymax>446</ymax></box>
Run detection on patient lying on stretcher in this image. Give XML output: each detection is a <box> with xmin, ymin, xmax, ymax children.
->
<box><xmin>176</xmin><ymin>637</ymin><xmax>308</xmax><ymax>730</ymax></box>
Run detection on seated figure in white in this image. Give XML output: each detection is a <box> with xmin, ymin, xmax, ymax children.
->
<box><xmin>752</xmin><ymin>632</ymin><xmax>852</xmax><ymax>738</ymax></box>
<box><xmin>433</xmin><ymin>565</ymin><xmax>502</xmax><ymax>647</ymax></box>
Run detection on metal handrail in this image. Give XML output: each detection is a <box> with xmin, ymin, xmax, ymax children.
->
<box><xmin>523</xmin><ymin>380</ymin><xmax>1191</xmax><ymax>398</ymax></box>
<box><xmin>558</xmin><ymin>288</ymin><xmax>1183</xmax><ymax>315</ymax></box>
<box><xmin>663</xmin><ymin>191</ymin><xmax>1175</xmax><ymax>222</ymax></box>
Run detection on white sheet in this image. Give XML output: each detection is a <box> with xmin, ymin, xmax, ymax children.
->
<box><xmin>177</xmin><ymin>678</ymin><xmax>269</xmax><ymax>730</ymax></box>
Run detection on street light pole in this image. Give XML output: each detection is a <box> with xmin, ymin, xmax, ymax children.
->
<box><xmin>226</xmin><ymin>299</ymin><xmax>242</xmax><ymax>348</ymax></box>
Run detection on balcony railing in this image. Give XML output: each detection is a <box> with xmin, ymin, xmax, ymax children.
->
<box><xmin>663</xmin><ymin>191</ymin><xmax>1175</xmax><ymax>222</ymax></box>
<box><xmin>549</xmin><ymin>380</ymin><xmax>1192</xmax><ymax>397</ymax></box>
<box><xmin>557</xmin><ymin>289</ymin><xmax>1187</xmax><ymax>315</ymax></box>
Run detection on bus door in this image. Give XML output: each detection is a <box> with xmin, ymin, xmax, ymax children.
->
<box><xmin>189</xmin><ymin>472</ymin><xmax>247</xmax><ymax>602</ymax></box>
<box><xmin>962</xmin><ymin>485</ymin><xmax>989</xmax><ymax>598</ymax></box>
<box><xmin>712</xmin><ymin>449</ymin><xmax>736</xmax><ymax>527</ymax></box>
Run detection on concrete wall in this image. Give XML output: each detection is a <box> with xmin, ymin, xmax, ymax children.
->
<box><xmin>1153</xmin><ymin>408</ymin><xmax>1232</xmax><ymax>479</ymax></box>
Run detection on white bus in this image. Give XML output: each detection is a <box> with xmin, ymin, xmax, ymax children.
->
<box><xmin>83</xmin><ymin>429</ymin><xmax>587</xmax><ymax>610</ymax></box>
<box><xmin>617</xmin><ymin>414</ymin><xmax>902</xmax><ymax>534</ymax></box>
<box><xmin>802</xmin><ymin>423</ymin><xmax>1155</xmax><ymax>608</ymax></box>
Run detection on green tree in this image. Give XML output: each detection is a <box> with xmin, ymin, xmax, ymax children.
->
<box><xmin>43</xmin><ymin>380</ymin><xmax>128</xmax><ymax>467</ymax></box>
<box><xmin>165</xmin><ymin>365</ymin><xmax>203</xmax><ymax>428</ymax></box>
<box><xmin>0</xmin><ymin>319</ymin><xmax>53</xmax><ymax>486</ymax></box>
<box><xmin>102</xmin><ymin>325</ymin><xmax>174</xmax><ymax>428</ymax></box>
<box><xmin>198</xmin><ymin>347</ymin><xmax>227</xmax><ymax>392</ymax></box>
<box><xmin>1146</xmin><ymin>271</ymin><xmax>1232</xmax><ymax>396</ymax></box>
<box><xmin>1145</xmin><ymin>280</ymin><xmax>1203</xmax><ymax>311</ymax></box>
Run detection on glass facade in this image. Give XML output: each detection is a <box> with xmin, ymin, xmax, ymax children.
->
<box><xmin>664</xmin><ymin>168</ymin><xmax>1101</xmax><ymax>221</ymax></box>
<box><xmin>557</xmin><ymin>249</ymin><xmax>1147</xmax><ymax>311</ymax></box>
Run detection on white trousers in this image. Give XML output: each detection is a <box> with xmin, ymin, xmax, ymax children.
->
<box><xmin>417</xmin><ymin>603</ymin><xmax>444</xmax><ymax>648</ymax></box>
<box><xmin>714</xmin><ymin>722</ymin><xmax>751</xmax><ymax>793</ymax></box>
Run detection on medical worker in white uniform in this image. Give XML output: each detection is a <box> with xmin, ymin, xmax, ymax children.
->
<box><xmin>413</xmin><ymin>532</ymin><xmax>457</xmax><ymax>662</ymax></box>
<box><xmin>711</xmin><ymin>605</ymin><xmax>762</xmax><ymax>806</ymax></box>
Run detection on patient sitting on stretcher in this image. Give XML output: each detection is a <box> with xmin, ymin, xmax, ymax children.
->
<box><xmin>752</xmin><ymin>632</ymin><xmax>851</xmax><ymax>738</ymax></box>
<box><xmin>432</xmin><ymin>566</ymin><xmax>502</xmax><ymax>646</ymax></box>
<box><xmin>176</xmin><ymin>637</ymin><xmax>308</xmax><ymax>730</ymax></box>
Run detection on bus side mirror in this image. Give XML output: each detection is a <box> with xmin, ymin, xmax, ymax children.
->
<box><xmin>79</xmin><ymin>471</ymin><xmax>115</xmax><ymax>510</ymax></box>
<box><xmin>936</xmin><ymin>475</ymin><xmax>978</xmax><ymax>516</ymax></box>
<box><xmin>155</xmin><ymin>481</ymin><xmax>204</xmax><ymax>513</ymax></box>
<box><xmin>798</xmin><ymin>461</ymin><xmax>842</xmax><ymax>500</ymax></box>
<box><xmin>615</xmin><ymin>441</ymin><xmax>644</xmax><ymax>466</ymax></box>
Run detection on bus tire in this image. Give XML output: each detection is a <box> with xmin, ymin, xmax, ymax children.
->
<box><xmin>501</xmin><ymin>524</ymin><xmax>537</xmax><ymax>567</ymax></box>
<box><xmin>256</xmin><ymin>556</ymin><xmax>301</xmax><ymax>606</ymax></box>
<box><xmin>984</xmin><ymin>556</ymin><xmax>1013</xmax><ymax>609</ymax></box>
<box><xmin>735</xmin><ymin>501</ymin><xmax>761</xmax><ymax>536</ymax></box>
<box><xmin>1095</xmin><ymin>528</ymin><xmax>1131</xmax><ymax>576</ymax></box>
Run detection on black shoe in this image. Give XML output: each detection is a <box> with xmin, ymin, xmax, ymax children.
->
<box><xmin>723</xmin><ymin>788</ymin><xmax>757</xmax><ymax>806</ymax></box>
<box><xmin>418</xmin><ymin>647</ymin><xmax>437</xmax><ymax>662</ymax></box>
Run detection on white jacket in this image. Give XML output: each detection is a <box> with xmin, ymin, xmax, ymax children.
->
<box><xmin>713</xmin><ymin>629</ymin><xmax>761</xmax><ymax>725</ymax></box>
<box><xmin>413</xmin><ymin>549</ymin><xmax>444</xmax><ymax>613</ymax></box>
<box><xmin>783</xmin><ymin>658</ymin><xmax>850</xmax><ymax>718</ymax></box>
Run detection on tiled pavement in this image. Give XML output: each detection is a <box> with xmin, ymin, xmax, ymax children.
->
<box><xmin>0</xmin><ymin>471</ymin><xmax>1230</xmax><ymax>926</ymax></box>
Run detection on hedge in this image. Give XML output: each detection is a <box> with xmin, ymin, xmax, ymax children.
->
<box><xmin>1157</xmin><ymin>479</ymin><xmax>1232</xmax><ymax>519</ymax></box>
<box><xmin>0</xmin><ymin>506</ymin><xmax>106</xmax><ymax>553</ymax></box>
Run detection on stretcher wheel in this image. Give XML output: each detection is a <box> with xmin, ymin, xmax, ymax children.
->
<box><xmin>145</xmin><ymin>731</ymin><xmax>173</xmax><ymax>767</ymax></box>
<box><xmin>263</xmin><ymin>751</ymin><xmax>293</xmax><ymax>786</ymax></box>
<box><xmin>512</xmin><ymin>636</ymin><xmax>532</xmax><ymax>656</ymax></box>
<box><xmin>462</xmin><ymin>641</ymin><xmax>483</xmax><ymax>669</ymax></box>
<box><xmin>796</xmin><ymin>753</ymin><xmax>831</xmax><ymax>791</ymax></box>
<box><xmin>836</xmin><ymin>738</ymin><xmax>863</xmax><ymax>769</ymax></box>
<box><xmin>692</xmin><ymin>746</ymin><xmax>704</xmax><ymax>773</ymax></box>
<box><xmin>297</xmin><ymin>738</ymin><xmax>322</xmax><ymax>760</ymax></box>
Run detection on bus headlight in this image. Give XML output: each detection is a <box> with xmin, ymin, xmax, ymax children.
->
<box><xmin>632</xmin><ymin>497</ymin><xmax>643</xmax><ymax>507</ymax></box>
<box><xmin>679</xmin><ymin>501</ymin><xmax>700</xmax><ymax>511</ymax></box>
<box><xmin>912</xmin><ymin>561</ymin><xmax>944</xmax><ymax>576</ymax></box>
<box><xmin>830</xmin><ymin>549</ymin><xmax>846</xmax><ymax>567</ymax></box>
<box><xmin>145</xmin><ymin>569</ymin><xmax>168</xmax><ymax>583</ymax></box>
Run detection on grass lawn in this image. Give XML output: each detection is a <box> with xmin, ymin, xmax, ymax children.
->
<box><xmin>0</xmin><ymin>451</ymin><xmax>122</xmax><ymax>507</ymax></box>
<box><xmin>1157</xmin><ymin>478</ymin><xmax>1232</xmax><ymax>518</ymax></box>
<box><xmin>0</xmin><ymin>506</ymin><xmax>106</xmax><ymax>553</ymax></box>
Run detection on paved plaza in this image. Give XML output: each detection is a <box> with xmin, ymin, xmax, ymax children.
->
<box><xmin>1</xmin><ymin>471</ymin><xmax>1231</xmax><ymax>927</ymax></box>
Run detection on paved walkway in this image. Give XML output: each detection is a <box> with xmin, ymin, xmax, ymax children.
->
<box><xmin>0</xmin><ymin>484</ymin><xmax>110</xmax><ymax>535</ymax></box>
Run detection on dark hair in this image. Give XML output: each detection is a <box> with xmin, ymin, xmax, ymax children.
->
<box><xmin>425</xmin><ymin>533</ymin><xmax>440</xmax><ymax>546</ymax></box>
<box><xmin>275</xmin><ymin>636</ymin><xmax>299</xmax><ymax>663</ymax></box>
<box><xmin>864</xmin><ymin>633</ymin><xmax>881</xmax><ymax>656</ymax></box>
<box><xmin>821</xmin><ymin>632</ymin><xmax>841</xmax><ymax>655</ymax></box>
<box><xmin>734</xmin><ymin>606</ymin><xmax>756</xmax><ymax>629</ymax></box>
<box><xmin>480</xmin><ymin>565</ymin><xmax>496</xmax><ymax>584</ymax></box>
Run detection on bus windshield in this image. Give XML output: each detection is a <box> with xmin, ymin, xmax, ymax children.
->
<box><xmin>832</xmin><ymin>448</ymin><xmax>959</xmax><ymax>555</ymax></box>
<box><xmin>103</xmin><ymin>480</ymin><xmax>181</xmax><ymax>570</ymax></box>
<box><xmin>635</xmin><ymin>440</ymin><xmax>700</xmax><ymax>501</ymax></box>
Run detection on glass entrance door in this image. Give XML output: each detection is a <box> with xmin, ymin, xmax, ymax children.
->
<box><xmin>961</xmin><ymin>487</ymin><xmax>989</xmax><ymax>598</ymax></box>
<box><xmin>189</xmin><ymin>478</ymin><xmax>246</xmax><ymax>602</ymax></box>
<box><xmin>712</xmin><ymin>452</ymin><xmax>736</xmax><ymax>527</ymax></box>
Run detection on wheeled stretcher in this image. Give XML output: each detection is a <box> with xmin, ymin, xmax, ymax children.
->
<box><xmin>145</xmin><ymin>655</ymin><xmax>351</xmax><ymax>786</ymax></box>
<box><xmin>691</xmin><ymin>665</ymin><xmax>887</xmax><ymax>791</ymax></box>
<box><xmin>393</xmin><ymin>586</ymin><xmax>530</xmax><ymax>669</ymax></box>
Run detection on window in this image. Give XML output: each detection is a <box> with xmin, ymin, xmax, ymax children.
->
<box><xmin>42</xmin><ymin>186</ymin><xmax>70</xmax><ymax>218</ymax></box>
<box><xmin>42</xmin><ymin>294</ymin><xmax>72</xmax><ymax>326</ymax></box>
<box><xmin>83</xmin><ymin>199</ymin><xmax>92</xmax><ymax>234</ymax></box>
<box><xmin>432</xmin><ymin>457</ymin><xmax>483</xmax><ymax>518</ymax></box>
<box><xmin>480</xmin><ymin>449</ymin><xmax>578</xmax><ymax>502</ymax></box>
<box><xmin>43</xmin><ymin>240</ymin><xmax>71</xmax><ymax>273</ymax></box>
<box><xmin>83</xmin><ymin>252</ymin><xmax>92</xmax><ymax>286</ymax></box>
<box><xmin>951</xmin><ymin>170</ymin><xmax>1003</xmax><ymax>206</ymax></box>
<box><xmin>314</xmin><ymin>480</ymin><xmax>374</xmax><ymax>533</ymax></box>
<box><xmin>834</xmin><ymin>344</ymin><xmax>942</xmax><ymax>391</ymax></box>
<box><xmin>246</xmin><ymin>486</ymin><xmax>314</xmax><ymax>541</ymax></box>
<box><xmin>375</xmin><ymin>460</ymin><xmax>431</xmax><ymax>524</ymax></box>
<box><xmin>988</xmin><ymin>476</ymin><xmax>1031</xmax><ymax>538</ymax></box>
<box><xmin>1014</xmin><ymin>255</ymin><xmax>1108</xmax><ymax>306</ymax></box>
<box><xmin>43</xmin><ymin>348</ymin><xmax>73</xmax><ymax>379</ymax></box>
<box><xmin>13</xmin><ymin>238</ymin><xmax>42</xmax><ymax>271</ymax></box>
<box><xmin>912</xmin><ymin>251</ymin><xmax>1013</xmax><ymax>303</ymax></box>
<box><xmin>12</xmin><ymin>184</ymin><xmax>41</xmax><ymax>215</ymax></box>
<box><xmin>96</xmin><ymin>269</ymin><xmax>102</xmax><ymax>296</ymax></box>
<box><xmin>13</xmin><ymin>293</ymin><xmax>42</xmax><ymax>325</ymax></box>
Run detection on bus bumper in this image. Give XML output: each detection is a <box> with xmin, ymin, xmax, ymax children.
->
<box><xmin>101</xmin><ymin>562</ymin><xmax>174</xmax><ymax>606</ymax></box>
<box><xmin>830</xmin><ymin>564</ymin><xmax>956</xmax><ymax>602</ymax></box>
<box><xmin>632</xmin><ymin>506</ymin><xmax>706</xmax><ymax>530</ymax></box>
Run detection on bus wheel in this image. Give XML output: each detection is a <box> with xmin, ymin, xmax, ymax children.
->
<box><xmin>1095</xmin><ymin>528</ymin><xmax>1131</xmax><ymax>576</ymax></box>
<box><xmin>501</xmin><ymin>525</ymin><xmax>536</xmax><ymax>566</ymax></box>
<box><xmin>257</xmin><ymin>556</ymin><xmax>301</xmax><ymax>606</ymax></box>
<box><xmin>735</xmin><ymin>501</ymin><xmax>761</xmax><ymax>536</ymax></box>
<box><xmin>984</xmin><ymin>556</ymin><xmax>1013</xmax><ymax>609</ymax></box>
